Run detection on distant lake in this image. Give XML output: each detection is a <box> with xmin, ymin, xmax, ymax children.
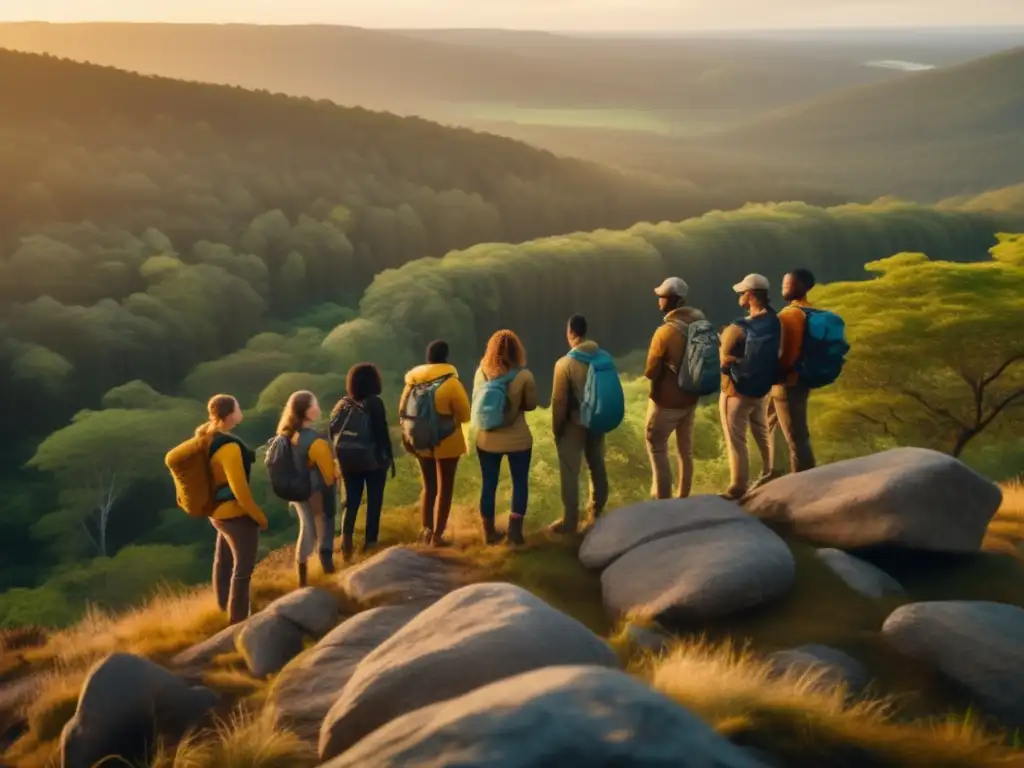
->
<box><xmin>865</xmin><ymin>60</ymin><xmax>936</xmax><ymax>71</ymax></box>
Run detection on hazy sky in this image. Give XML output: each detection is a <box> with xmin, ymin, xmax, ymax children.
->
<box><xmin>3</xmin><ymin>0</ymin><xmax>1024</xmax><ymax>30</ymax></box>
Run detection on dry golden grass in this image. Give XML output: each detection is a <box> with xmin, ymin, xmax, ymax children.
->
<box><xmin>644</xmin><ymin>639</ymin><xmax>1022</xmax><ymax>768</ymax></box>
<box><xmin>984</xmin><ymin>481</ymin><xmax>1024</xmax><ymax>558</ymax></box>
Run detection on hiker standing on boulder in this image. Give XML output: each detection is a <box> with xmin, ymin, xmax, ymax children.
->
<box><xmin>549</xmin><ymin>314</ymin><xmax>623</xmax><ymax>534</ymax></box>
<box><xmin>471</xmin><ymin>330</ymin><xmax>537</xmax><ymax>546</ymax></box>
<box><xmin>719</xmin><ymin>274</ymin><xmax>780</xmax><ymax>500</ymax></box>
<box><xmin>329</xmin><ymin>363</ymin><xmax>395</xmax><ymax>562</ymax></box>
<box><xmin>771</xmin><ymin>269</ymin><xmax>818</xmax><ymax>474</ymax></box>
<box><xmin>273</xmin><ymin>391</ymin><xmax>339</xmax><ymax>585</ymax></box>
<box><xmin>167</xmin><ymin>394</ymin><xmax>266</xmax><ymax>625</ymax></box>
<box><xmin>644</xmin><ymin>277</ymin><xmax>720</xmax><ymax>499</ymax></box>
<box><xmin>398</xmin><ymin>340</ymin><xmax>471</xmax><ymax>547</ymax></box>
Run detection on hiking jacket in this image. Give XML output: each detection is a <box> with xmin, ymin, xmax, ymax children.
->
<box><xmin>473</xmin><ymin>367</ymin><xmax>538</xmax><ymax>454</ymax></box>
<box><xmin>551</xmin><ymin>339</ymin><xmax>601</xmax><ymax>439</ymax></box>
<box><xmin>399</xmin><ymin>363</ymin><xmax>471</xmax><ymax>459</ymax></box>
<box><xmin>210</xmin><ymin>438</ymin><xmax>268</xmax><ymax>527</ymax></box>
<box><xmin>778</xmin><ymin>298</ymin><xmax>811</xmax><ymax>387</ymax></box>
<box><xmin>645</xmin><ymin>307</ymin><xmax>706</xmax><ymax>409</ymax></box>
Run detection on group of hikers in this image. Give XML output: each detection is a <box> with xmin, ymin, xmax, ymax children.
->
<box><xmin>167</xmin><ymin>268</ymin><xmax>847</xmax><ymax>624</ymax></box>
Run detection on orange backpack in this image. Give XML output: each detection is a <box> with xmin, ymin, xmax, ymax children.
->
<box><xmin>165</xmin><ymin>433</ymin><xmax>218</xmax><ymax>518</ymax></box>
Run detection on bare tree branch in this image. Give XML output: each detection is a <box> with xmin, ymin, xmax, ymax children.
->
<box><xmin>980</xmin><ymin>353</ymin><xmax>1024</xmax><ymax>391</ymax></box>
<box><xmin>901</xmin><ymin>388</ymin><xmax>967</xmax><ymax>430</ymax></box>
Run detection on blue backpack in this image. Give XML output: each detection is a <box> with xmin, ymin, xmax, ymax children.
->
<box><xmin>796</xmin><ymin>308</ymin><xmax>849</xmax><ymax>389</ymax></box>
<box><xmin>729</xmin><ymin>312</ymin><xmax>781</xmax><ymax>399</ymax></box>
<box><xmin>471</xmin><ymin>369</ymin><xmax>521</xmax><ymax>431</ymax></box>
<box><xmin>567</xmin><ymin>349</ymin><xmax>625</xmax><ymax>434</ymax></box>
<box><xmin>669</xmin><ymin>318</ymin><xmax>721</xmax><ymax>396</ymax></box>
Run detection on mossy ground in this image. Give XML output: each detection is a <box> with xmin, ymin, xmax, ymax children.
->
<box><xmin>2</xmin><ymin>486</ymin><xmax>1023</xmax><ymax>767</ymax></box>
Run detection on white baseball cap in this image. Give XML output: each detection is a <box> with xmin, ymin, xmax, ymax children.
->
<box><xmin>732</xmin><ymin>273</ymin><xmax>770</xmax><ymax>293</ymax></box>
<box><xmin>654</xmin><ymin>277</ymin><xmax>689</xmax><ymax>300</ymax></box>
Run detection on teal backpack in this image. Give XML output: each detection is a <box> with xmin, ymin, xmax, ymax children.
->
<box><xmin>567</xmin><ymin>349</ymin><xmax>625</xmax><ymax>434</ymax></box>
<box><xmin>471</xmin><ymin>369</ymin><xmax>521</xmax><ymax>431</ymax></box>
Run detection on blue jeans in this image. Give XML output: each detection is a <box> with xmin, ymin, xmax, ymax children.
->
<box><xmin>477</xmin><ymin>448</ymin><xmax>532</xmax><ymax>520</ymax></box>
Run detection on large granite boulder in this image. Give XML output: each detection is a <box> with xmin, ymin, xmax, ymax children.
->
<box><xmin>320</xmin><ymin>666</ymin><xmax>769</xmax><ymax>768</ymax></box>
<box><xmin>60</xmin><ymin>653</ymin><xmax>218</xmax><ymax>768</ymax></box>
<box><xmin>584</xmin><ymin>498</ymin><xmax>794</xmax><ymax>623</ymax></box>
<box><xmin>338</xmin><ymin>547</ymin><xmax>464</xmax><ymax>606</ymax></box>
<box><xmin>236</xmin><ymin>587</ymin><xmax>341</xmax><ymax>678</ymax></box>
<box><xmin>742</xmin><ymin>448</ymin><xmax>1001</xmax><ymax>552</ymax></box>
<box><xmin>319</xmin><ymin>583</ymin><xmax>619</xmax><ymax>761</ymax></box>
<box><xmin>883</xmin><ymin>601</ymin><xmax>1024</xmax><ymax>725</ymax></box>
<box><xmin>767</xmin><ymin>644</ymin><xmax>871</xmax><ymax>695</ymax></box>
<box><xmin>816</xmin><ymin>549</ymin><xmax>906</xmax><ymax>599</ymax></box>
<box><xmin>268</xmin><ymin>604</ymin><xmax>422</xmax><ymax>742</ymax></box>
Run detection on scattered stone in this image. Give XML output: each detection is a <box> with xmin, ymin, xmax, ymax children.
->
<box><xmin>767</xmin><ymin>644</ymin><xmax>870</xmax><ymax>694</ymax></box>
<box><xmin>883</xmin><ymin>601</ymin><xmax>1024</xmax><ymax>724</ymax></box>
<box><xmin>320</xmin><ymin>665</ymin><xmax>769</xmax><ymax>768</ymax></box>
<box><xmin>319</xmin><ymin>583</ymin><xmax>619</xmax><ymax>761</ymax></box>
<box><xmin>263</xmin><ymin>587</ymin><xmax>339</xmax><ymax>637</ymax></box>
<box><xmin>238</xmin><ymin>612</ymin><xmax>306</xmax><ymax>679</ymax></box>
<box><xmin>816</xmin><ymin>549</ymin><xmax>906</xmax><ymax>599</ymax></box>
<box><xmin>268</xmin><ymin>604</ymin><xmax>423</xmax><ymax>743</ymax></box>
<box><xmin>580</xmin><ymin>495</ymin><xmax>751</xmax><ymax>569</ymax></box>
<box><xmin>742</xmin><ymin>448</ymin><xmax>1001</xmax><ymax>552</ymax></box>
<box><xmin>600</xmin><ymin>519</ymin><xmax>795</xmax><ymax>624</ymax></box>
<box><xmin>60</xmin><ymin>653</ymin><xmax>218</xmax><ymax>768</ymax></box>
<box><xmin>170</xmin><ymin>624</ymin><xmax>242</xmax><ymax>669</ymax></box>
<box><xmin>338</xmin><ymin>547</ymin><xmax>463</xmax><ymax>606</ymax></box>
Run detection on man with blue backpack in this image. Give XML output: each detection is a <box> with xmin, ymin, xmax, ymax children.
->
<box><xmin>644</xmin><ymin>277</ymin><xmax>720</xmax><ymax>499</ymax></box>
<box><xmin>719</xmin><ymin>274</ymin><xmax>780</xmax><ymax>500</ymax></box>
<box><xmin>549</xmin><ymin>314</ymin><xmax>624</xmax><ymax>534</ymax></box>
<box><xmin>768</xmin><ymin>268</ymin><xmax>849</xmax><ymax>477</ymax></box>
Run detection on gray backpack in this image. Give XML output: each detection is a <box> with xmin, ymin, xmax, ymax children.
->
<box><xmin>669</xmin><ymin>319</ymin><xmax>721</xmax><ymax>396</ymax></box>
<box><xmin>400</xmin><ymin>374</ymin><xmax>456</xmax><ymax>452</ymax></box>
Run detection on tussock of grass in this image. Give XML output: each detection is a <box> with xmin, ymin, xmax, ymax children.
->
<box><xmin>985</xmin><ymin>481</ymin><xmax>1024</xmax><ymax>558</ymax></box>
<box><xmin>146</xmin><ymin>709</ymin><xmax>315</xmax><ymax>768</ymax></box>
<box><xmin>644</xmin><ymin>639</ymin><xmax>1018</xmax><ymax>768</ymax></box>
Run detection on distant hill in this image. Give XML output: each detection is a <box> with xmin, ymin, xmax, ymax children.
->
<box><xmin>703</xmin><ymin>46</ymin><xmax>1024</xmax><ymax>198</ymax></box>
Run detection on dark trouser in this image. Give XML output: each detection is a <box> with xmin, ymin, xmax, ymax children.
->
<box><xmin>768</xmin><ymin>384</ymin><xmax>816</xmax><ymax>473</ymax></box>
<box><xmin>556</xmin><ymin>423</ymin><xmax>609</xmax><ymax>526</ymax></box>
<box><xmin>478</xmin><ymin>448</ymin><xmax>532</xmax><ymax>520</ymax></box>
<box><xmin>417</xmin><ymin>457</ymin><xmax>460</xmax><ymax>535</ymax></box>
<box><xmin>211</xmin><ymin>516</ymin><xmax>260</xmax><ymax>625</ymax></box>
<box><xmin>342</xmin><ymin>468</ymin><xmax>388</xmax><ymax>545</ymax></box>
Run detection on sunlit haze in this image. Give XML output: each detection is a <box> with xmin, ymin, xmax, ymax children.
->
<box><xmin>5</xmin><ymin>0</ymin><xmax>1024</xmax><ymax>29</ymax></box>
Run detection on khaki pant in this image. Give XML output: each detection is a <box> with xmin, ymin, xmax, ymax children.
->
<box><xmin>556</xmin><ymin>423</ymin><xmax>608</xmax><ymax>527</ymax></box>
<box><xmin>644</xmin><ymin>401</ymin><xmax>697</xmax><ymax>499</ymax></box>
<box><xmin>719</xmin><ymin>393</ymin><xmax>772</xmax><ymax>495</ymax></box>
<box><xmin>768</xmin><ymin>384</ymin><xmax>816</xmax><ymax>473</ymax></box>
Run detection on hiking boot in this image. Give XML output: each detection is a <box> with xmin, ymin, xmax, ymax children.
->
<box><xmin>506</xmin><ymin>515</ymin><xmax>526</xmax><ymax>547</ymax></box>
<box><xmin>362</xmin><ymin>541</ymin><xmax>379</xmax><ymax>555</ymax></box>
<box><xmin>418</xmin><ymin>528</ymin><xmax>434</xmax><ymax>545</ymax></box>
<box><xmin>748</xmin><ymin>472</ymin><xmax>782</xmax><ymax>492</ymax></box>
<box><xmin>431</xmin><ymin>530</ymin><xmax>452</xmax><ymax>548</ymax></box>
<box><xmin>719</xmin><ymin>487</ymin><xmax>747</xmax><ymax>502</ymax></box>
<box><xmin>548</xmin><ymin>517</ymin><xmax>579</xmax><ymax>535</ymax></box>
<box><xmin>297</xmin><ymin>562</ymin><xmax>308</xmax><ymax>588</ymax></box>
<box><xmin>319</xmin><ymin>549</ymin><xmax>336</xmax><ymax>575</ymax></box>
<box><xmin>341</xmin><ymin>535</ymin><xmax>354</xmax><ymax>563</ymax></box>
<box><xmin>481</xmin><ymin>517</ymin><xmax>505</xmax><ymax>545</ymax></box>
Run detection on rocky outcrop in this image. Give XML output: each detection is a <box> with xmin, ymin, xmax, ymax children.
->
<box><xmin>767</xmin><ymin>644</ymin><xmax>870</xmax><ymax>694</ymax></box>
<box><xmin>268</xmin><ymin>604</ymin><xmax>423</xmax><ymax>742</ymax></box>
<box><xmin>237</xmin><ymin>587</ymin><xmax>341</xmax><ymax>678</ymax></box>
<box><xmin>320</xmin><ymin>665</ymin><xmax>769</xmax><ymax>768</ymax></box>
<box><xmin>319</xmin><ymin>583</ymin><xmax>619</xmax><ymax>761</ymax></box>
<box><xmin>883</xmin><ymin>601</ymin><xmax>1024</xmax><ymax>725</ymax></box>
<box><xmin>338</xmin><ymin>547</ymin><xmax>464</xmax><ymax>606</ymax></box>
<box><xmin>742</xmin><ymin>448</ymin><xmax>1001</xmax><ymax>552</ymax></box>
<box><xmin>60</xmin><ymin>653</ymin><xmax>218</xmax><ymax>768</ymax></box>
<box><xmin>816</xmin><ymin>549</ymin><xmax>906</xmax><ymax>599</ymax></box>
<box><xmin>581</xmin><ymin>497</ymin><xmax>795</xmax><ymax>624</ymax></box>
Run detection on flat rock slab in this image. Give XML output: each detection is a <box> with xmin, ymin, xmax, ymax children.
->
<box><xmin>883</xmin><ymin>601</ymin><xmax>1024</xmax><ymax>725</ymax></box>
<box><xmin>601</xmin><ymin>521</ymin><xmax>795</xmax><ymax>624</ymax></box>
<box><xmin>816</xmin><ymin>549</ymin><xmax>905</xmax><ymax>599</ymax></box>
<box><xmin>580</xmin><ymin>495</ymin><xmax>752</xmax><ymax>569</ymax></box>
<box><xmin>264</xmin><ymin>587</ymin><xmax>340</xmax><ymax>637</ymax></box>
<box><xmin>767</xmin><ymin>644</ymin><xmax>871</xmax><ymax>694</ymax></box>
<box><xmin>319</xmin><ymin>582</ymin><xmax>619</xmax><ymax>761</ymax></box>
<box><xmin>60</xmin><ymin>653</ymin><xmax>218</xmax><ymax>768</ymax></box>
<box><xmin>321</xmin><ymin>665</ymin><xmax>768</xmax><ymax>768</ymax></box>
<box><xmin>268</xmin><ymin>604</ymin><xmax>423</xmax><ymax>743</ymax></box>
<box><xmin>742</xmin><ymin>448</ymin><xmax>1001</xmax><ymax>552</ymax></box>
<box><xmin>338</xmin><ymin>547</ymin><xmax>464</xmax><ymax>606</ymax></box>
<box><xmin>170</xmin><ymin>624</ymin><xmax>242</xmax><ymax>670</ymax></box>
<box><xmin>238</xmin><ymin>612</ymin><xmax>307</xmax><ymax>679</ymax></box>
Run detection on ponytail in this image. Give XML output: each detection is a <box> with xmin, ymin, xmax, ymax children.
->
<box><xmin>196</xmin><ymin>394</ymin><xmax>237</xmax><ymax>437</ymax></box>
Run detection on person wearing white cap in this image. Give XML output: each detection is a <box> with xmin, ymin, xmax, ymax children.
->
<box><xmin>643</xmin><ymin>277</ymin><xmax>709</xmax><ymax>499</ymax></box>
<box><xmin>718</xmin><ymin>273</ymin><xmax>781</xmax><ymax>500</ymax></box>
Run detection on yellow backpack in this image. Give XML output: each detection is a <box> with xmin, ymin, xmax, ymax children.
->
<box><xmin>165</xmin><ymin>433</ymin><xmax>218</xmax><ymax>518</ymax></box>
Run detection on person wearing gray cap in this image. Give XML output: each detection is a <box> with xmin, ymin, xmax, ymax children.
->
<box><xmin>643</xmin><ymin>277</ymin><xmax>711</xmax><ymax>499</ymax></box>
<box><xmin>718</xmin><ymin>273</ymin><xmax>781</xmax><ymax>500</ymax></box>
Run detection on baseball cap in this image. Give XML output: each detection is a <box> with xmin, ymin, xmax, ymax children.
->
<box><xmin>732</xmin><ymin>273</ymin><xmax>770</xmax><ymax>293</ymax></box>
<box><xmin>654</xmin><ymin>277</ymin><xmax>689</xmax><ymax>300</ymax></box>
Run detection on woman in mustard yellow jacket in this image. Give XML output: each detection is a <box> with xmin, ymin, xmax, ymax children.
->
<box><xmin>200</xmin><ymin>394</ymin><xmax>267</xmax><ymax>625</ymax></box>
<box><xmin>398</xmin><ymin>340</ymin><xmax>470</xmax><ymax>547</ymax></box>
